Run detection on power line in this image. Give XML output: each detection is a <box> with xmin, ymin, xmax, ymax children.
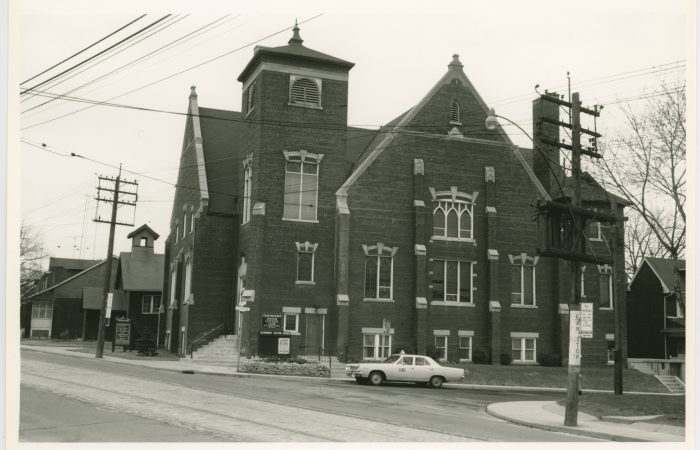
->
<box><xmin>21</xmin><ymin>14</ymin><xmax>324</xmax><ymax>131</ymax></box>
<box><xmin>20</xmin><ymin>15</ymin><xmax>173</xmax><ymax>97</ymax></box>
<box><xmin>20</xmin><ymin>15</ymin><xmax>147</xmax><ymax>86</ymax></box>
<box><xmin>22</xmin><ymin>15</ymin><xmax>237</xmax><ymax>116</ymax></box>
<box><xmin>21</xmin><ymin>15</ymin><xmax>187</xmax><ymax>111</ymax></box>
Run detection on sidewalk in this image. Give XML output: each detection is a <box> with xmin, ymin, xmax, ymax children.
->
<box><xmin>21</xmin><ymin>345</ymin><xmax>685</xmax><ymax>442</ymax></box>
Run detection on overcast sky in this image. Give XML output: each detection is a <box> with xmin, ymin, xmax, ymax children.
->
<box><xmin>11</xmin><ymin>0</ymin><xmax>690</xmax><ymax>267</ymax></box>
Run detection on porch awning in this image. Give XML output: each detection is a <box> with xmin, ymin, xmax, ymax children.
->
<box><xmin>82</xmin><ymin>287</ymin><xmax>128</xmax><ymax>310</ymax></box>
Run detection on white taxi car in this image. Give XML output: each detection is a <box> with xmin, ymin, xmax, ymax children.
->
<box><xmin>345</xmin><ymin>354</ymin><xmax>466</xmax><ymax>388</ymax></box>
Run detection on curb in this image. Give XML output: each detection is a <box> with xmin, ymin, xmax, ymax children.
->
<box><xmin>485</xmin><ymin>404</ymin><xmax>646</xmax><ymax>442</ymax></box>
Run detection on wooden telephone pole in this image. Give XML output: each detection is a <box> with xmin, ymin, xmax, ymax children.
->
<box><xmin>93</xmin><ymin>166</ymin><xmax>138</xmax><ymax>358</ymax></box>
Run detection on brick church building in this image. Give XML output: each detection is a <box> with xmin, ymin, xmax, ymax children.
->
<box><xmin>163</xmin><ymin>25</ymin><xmax>627</xmax><ymax>366</ymax></box>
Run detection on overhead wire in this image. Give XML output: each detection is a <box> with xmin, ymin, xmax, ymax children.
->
<box><xmin>22</xmin><ymin>15</ymin><xmax>238</xmax><ymax>116</ymax></box>
<box><xmin>21</xmin><ymin>15</ymin><xmax>147</xmax><ymax>86</ymax></box>
<box><xmin>21</xmin><ymin>14</ymin><xmax>324</xmax><ymax>131</ymax></box>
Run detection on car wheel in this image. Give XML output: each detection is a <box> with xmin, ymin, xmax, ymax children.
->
<box><xmin>368</xmin><ymin>371</ymin><xmax>384</xmax><ymax>386</ymax></box>
<box><xmin>429</xmin><ymin>376</ymin><xmax>444</xmax><ymax>388</ymax></box>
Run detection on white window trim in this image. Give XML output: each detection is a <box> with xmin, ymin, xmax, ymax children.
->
<box><xmin>295</xmin><ymin>241</ymin><xmax>318</xmax><ymax>284</ymax></box>
<box><xmin>598</xmin><ymin>265</ymin><xmax>614</xmax><ymax>310</ymax></box>
<box><xmin>580</xmin><ymin>265</ymin><xmax>586</xmax><ymax>298</ymax></box>
<box><xmin>434</xmin><ymin>335</ymin><xmax>448</xmax><ymax>362</ymax></box>
<box><xmin>459</xmin><ymin>335</ymin><xmax>472</xmax><ymax>362</ymax></box>
<box><xmin>362</xmin><ymin>333</ymin><xmax>392</xmax><ymax>360</ymax></box>
<box><xmin>142</xmin><ymin>295</ymin><xmax>161</xmax><ymax>314</ymax></box>
<box><xmin>510</xmin><ymin>254</ymin><xmax>538</xmax><ymax>307</ymax></box>
<box><xmin>282</xmin><ymin>150</ymin><xmax>323</xmax><ymax>222</ymax></box>
<box><xmin>246</xmin><ymin>81</ymin><xmax>256</xmax><ymax>115</ymax></box>
<box><xmin>169</xmin><ymin>266</ymin><xmax>177</xmax><ymax>308</ymax></box>
<box><xmin>511</xmin><ymin>336</ymin><xmax>537</xmax><ymax>364</ymax></box>
<box><xmin>449</xmin><ymin>99</ymin><xmax>462</xmax><ymax>125</ymax></box>
<box><xmin>184</xmin><ymin>257</ymin><xmax>193</xmax><ymax>304</ymax></box>
<box><xmin>432</xmin><ymin>259</ymin><xmax>474</xmax><ymax>304</ymax></box>
<box><xmin>283</xmin><ymin>312</ymin><xmax>300</xmax><ymax>334</ymax></box>
<box><xmin>242</xmin><ymin>157</ymin><xmax>253</xmax><ymax>225</ymax></box>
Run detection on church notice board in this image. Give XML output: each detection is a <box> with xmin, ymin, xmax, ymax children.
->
<box><xmin>114</xmin><ymin>320</ymin><xmax>131</xmax><ymax>351</ymax></box>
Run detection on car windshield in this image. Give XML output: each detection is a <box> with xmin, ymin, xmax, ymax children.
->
<box><xmin>383</xmin><ymin>355</ymin><xmax>402</xmax><ymax>364</ymax></box>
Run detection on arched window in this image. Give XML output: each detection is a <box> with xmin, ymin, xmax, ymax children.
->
<box><xmin>362</xmin><ymin>243</ymin><xmax>398</xmax><ymax>300</ymax></box>
<box><xmin>450</xmin><ymin>100</ymin><xmax>461</xmax><ymax>124</ymax></box>
<box><xmin>289</xmin><ymin>76</ymin><xmax>321</xmax><ymax>107</ymax></box>
<box><xmin>509</xmin><ymin>254</ymin><xmax>539</xmax><ymax>306</ymax></box>
<box><xmin>431</xmin><ymin>187</ymin><xmax>477</xmax><ymax>241</ymax></box>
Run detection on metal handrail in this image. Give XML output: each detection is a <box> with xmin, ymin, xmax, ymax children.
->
<box><xmin>189</xmin><ymin>322</ymin><xmax>225</xmax><ymax>358</ymax></box>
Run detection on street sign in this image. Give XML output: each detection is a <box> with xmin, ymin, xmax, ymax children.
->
<box><xmin>581</xmin><ymin>302</ymin><xmax>593</xmax><ymax>338</ymax></box>
<box><xmin>106</xmin><ymin>293</ymin><xmax>113</xmax><ymax>319</ymax></box>
<box><xmin>568</xmin><ymin>311</ymin><xmax>582</xmax><ymax>366</ymax></box>
<box><xmin>235</xmin><ymin>306</ymin><xmax>250</xmax><ymax>312</ymax></box>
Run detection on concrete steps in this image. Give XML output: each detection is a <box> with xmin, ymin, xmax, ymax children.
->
<box><xmin>656</xmin><ymin>375</ymin><xmax>685</xmax><ymax>393</ymax></box>
<box><xmin>186</xmin><ymin>334</ymin><xmax>240</xmax><ymax>367</ymax></box>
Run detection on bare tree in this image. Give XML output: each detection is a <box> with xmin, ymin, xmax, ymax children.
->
<box><xmin>21</xmin><ymin>223</ymin><xmax>45</xmax><ymax>296</ymax></box>
<box><xmin>596</xmin><ymin>83</ymin><xmax>685</xmax><ymax>310</ymax></box>
<box><xmin>623</xmin><ymin>212</ymin><xmax>666</xmax><ymax>278</ymax></box>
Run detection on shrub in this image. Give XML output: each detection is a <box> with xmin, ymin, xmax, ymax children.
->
<box><xmin>136</xmin><ymin>327</ymin><xmax>157</xmax><ymax>356</ymax></box>
<box><xmin>499</xmin><ymin>352</ymin><xmax>512</xmax><ymax>365</ymax></box>
<box><xmin>472</xmin><ymin>348</ymin><xmax>491</xmax><ymax>364</ymax></box>
<box><xmin>537</xmin><ymin>353</ymin><xmax>561</xmax><ymax>367</ymax></box>
<box><xmin>425</xmin><ymin>345</ymin><xmax>443</xmax><ymax>361</ymax></box>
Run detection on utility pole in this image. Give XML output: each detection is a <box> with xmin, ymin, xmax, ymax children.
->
<box><xmin>534</xmin><ymin>92</ymin><xmax>621</xmax><ymax>427</ymax></box>
<box><xmin>611</xmin><ymin>196</ymin><xmax>624</xmax><ymax>394</ymax></box>
<box><xmin>94</xmin><ymin>166</ymin><xmax>138</xmax><ymax>358</ymax></box>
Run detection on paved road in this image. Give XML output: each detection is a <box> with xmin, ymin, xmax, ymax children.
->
<box><xmin>19</xmin><ymin>349</ymin><xmax>600</xmax><ymax>442</ymax></box>
<box><xmin>21</xmin><ymin>386</ymin><xmax>226</xmax><ymax>442</ymax></box>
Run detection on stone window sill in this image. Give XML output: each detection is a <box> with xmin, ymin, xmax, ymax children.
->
<box><xmin>431</xmin><ymin>236</ymin><xmax>475</xmax><ymax>244</ymax></box>
<box><xmin>510</xmin><ymin>304</ymin><xmax>538</xmax><ymax>309</ymax></box>
<box><xmin>282</xmin><ymin>218</ymin><xmax>320</xmax><ymax>224</ymax></box>
<box><xmin>288</xmin><ymin>102</ymin><xmax>323</xmax><ymax>110</ymax></box>
<box><xmin>283</xmin><ymin>331</ymin><xmax>301</xmax><ymax>336</ymax></box>
<box><xmin>600</xmin><ymin>307</ymin><xmax>614</xmax><ymax>311</ymax></box>
<box><xmin>512</xmin><ymin>361</ymin><xmax>538</xmax><ymax>365</ymax></box>
<box><xmin>363</xmin><ymin>298</ymin><xmax>395</xmax><ymax>303</ymax></box>
<box><xmin>295</xmin><ymin>281</ymin><xmax>316</xmax><ymax>286</ymax></box>
<box><xmin>430</xmin><ymin>301</ymin><xmax>475</xmax><ymax>307</ymax></box>
<box><xmin>459</xmin><ymin>358</ymin><xmax>472</xmax><ymax>363</ymax></box>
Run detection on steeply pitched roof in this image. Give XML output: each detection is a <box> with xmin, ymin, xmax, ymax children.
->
<box><xmin>82</xmin><ymin>287</ymin><xmax>128</xmax><ymax>310</ymax></box>
<box><xmin>198</xmin><ymin>107</ymin><xmax>243</xmax><ymax>215</ymax></box>
<box><xmin>127</xmin><ymin>224</ymin><xmax>159</xmax><ymax>240</ymax></box>
<box><xmin>630</xmin><ymin>257</ymin><xmax>686</xmax><ymax>294</ymax></box>
<box><xmin>118</xmin><ymin>251</ymin><xmax>165</xmax><ymax>292</ymax></box>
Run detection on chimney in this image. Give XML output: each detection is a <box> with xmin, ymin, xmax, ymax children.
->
<box><xmin>532</xmin><ymin>94</ymin><xmax>564</xmax><ymax>197</ymax></box>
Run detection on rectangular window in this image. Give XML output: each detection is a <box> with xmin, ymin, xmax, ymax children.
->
<box><xmin>191</xmin><ymin>212</ymin><xmax>195</xmax><ymax>233</ymax></box>
<box><xmin>363</xmin><ymin>334</ymin><xmax>391</xmax><ymax>360</ymax></box>
<box><xmin>432</xmin><ymin>260</ymin><xmax>473</xmax><ymax>303</ymax></box>
<box><xmin>141</xmin><ymin>295</ymin><xmax>161</xmax><ymax>314</ymax></box>
<box><xmin>511</xmin><ymin>337</ymin><xmax>536</xmax><ymax>362</ymax></box>
<box><xmin>511</xmin><ymin>264</ymin><xmax>536</xmax><ymax>305</ymax></box>
<box><xmin>365</xmin><ymin>255</ymin><xmax>393</xmax><ymax>299</ymax></box>
<box><xmin>283</xmin><ymin>313</ymin><xmax>299</xmax><ymax>333</ymax></box>
<box><xmin>600</xmin><ymin>273</ymin><xmax>613</xmax><ymax>309</ymax></box>
<box><xmin>283</xmin><ymin>160</ymin><xmax>319</xmax><ymax>221</ymax></box>
<box><xmin>434</xmin><ymin>336</ymin><xmax>448</xmax><ymax>361</ymax></box>
<box><xmin>588</xmin><ymin>220</ymin><xmax>603</xmax><ymax>240</ymax></box>
<box><xmin>459</xmin><ymin>336</ymin><xmax>472</xmax><ymax>361</ymax></box>
<box><xmin>580</xmin><ymin>267</ymin><xmax>586</xmax><ymax>298</ymax></box>
<box><xmin>140</xmin><ymin>237</ymin><xmax>148</xmax><ymax>247</ymax></box>
<box><xmin>184</xmin><ymin>260</ymin><xmax>192</xmax><ymax>302</ymax></box>
<box><xmin>183</xmin><ymin>212</ymin><xmax>188</xmax><ymax>237</ymax></box>
<box><xmin>242</xmin><ymin>164</ymin><xmax>252</xmax><ymax>224</ymax></box>
<box><xmin>31</xmin><ymin>302</ymin><xmax>53</xmax><ymax>319</ymax></box>
<box><xmin>169</xmin><ymin>268</ymin><xmax>177</xmax><ymax>306</ymax></box>
<box><xmin>666</xmin><ymin>297</ymin><xmax>684</xmax><ymax>318</ymax></box>
<box><xmin>297</xmin><ymin>250</ymin><xmax>314</xmax><ymax>282</ymax></box>
<box><xmin>175</xmin><ymin>224</ymin><xmax>179</xmax><ymax>243</ymax></box>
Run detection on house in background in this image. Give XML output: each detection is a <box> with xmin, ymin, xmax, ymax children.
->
<box><xmin>162</xmin><ymin>25</ymin><xmax>628</xmax><ymax>366</ymax></box>
<box><xmin>115</xmin><ymin>225</ymin><xmax>165</xmax><ymax>344</ymax></box>
<box><xmin>627</xmin><ymin>257</ymin><xmax>686</xmax><ymax>359</ymax></box>
<box><xmin>21</xmin><ymin>257</ymin><xmax>101</xmax><ymax>337</ymax></box>
<box><xmin>24</xmin><ymin>256</ymin><xmax>122</xmax><ymax>339</ymax></box>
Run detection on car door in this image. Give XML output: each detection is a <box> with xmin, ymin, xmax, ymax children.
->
<box><xmin>395</xmin><ymin>356</ymin><xmax>415</xmax><ymax>381</ymax></box>
<box><xmin>413</xmin><ymin>357</ymin><xmax>432</xmax><ymax>381</ymax></box>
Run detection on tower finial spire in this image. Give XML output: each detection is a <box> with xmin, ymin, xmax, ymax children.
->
<box><xmin>289</xmin><ymin>20</ymin><xmax>303</xmax><ymax>45</ymax></box>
